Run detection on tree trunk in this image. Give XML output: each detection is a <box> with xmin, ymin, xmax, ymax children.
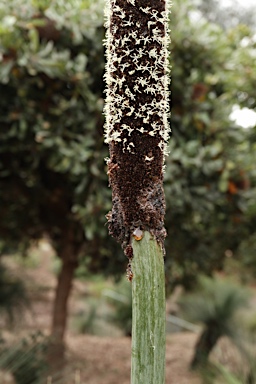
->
<box><xmin>48</xmin><ymin>240</ymin><xmax>78</xmax><ymax>368</ymax></box>
<box><xmin>191</xmin><ymin>327</ymin><xmax>221</xmax><ymax>369</ymax></box>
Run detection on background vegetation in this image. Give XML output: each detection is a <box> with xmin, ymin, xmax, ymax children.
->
<box><xmin>0</xmin><ymin>0</ymin><xmax>256</xmax><ymax>382</ymax></box>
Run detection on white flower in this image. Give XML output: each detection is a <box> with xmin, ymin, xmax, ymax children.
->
<box><xmin>120</xmin><ymin>35</ymin><xmax>132</xmax><ymax>47</ymax></box>
<box><xmin>136</xmin><ymin>47</ymin><xmax>145</xmax><ymax>57</ymax></box>
<box><xmin>133</xmin><ymin>84</ymin><xmax>141</xmax><ymax>93</ymax></box>
<box><xmin>135</xmin><ymin>111</ymin><xmax>142</xmax><ymax>119</ymax></box>
<box><xmin>117</xmin><ymin>76</ymin><xmax>126</xmax><ymax>88</ymax></box>
<box><xmin>143</xmin><ymin>116</ymin><xmax>150</xmax><ymax>123</ymax></box>
<box><xmin>149</xmin><ymin>48</ymin><xmax>158</xmax><ymax>58</ymax></box>
<box><xmin>117</xmin><ymin>10</ymin><xmax>126</xmax><ymax>19</ymax></box>
<box><xmin>138</xmin><ymin>127</ymin><xmax>145</xmax><ymax>133</ymax></box>
<box><xmin>129</xmin><ymin>31</ymin><xmax>139</xmax><ymax>40</ymax></box>
<box><xmin>111</xmin><ymin>131</ymin><xmax>122</xmax><ymax>142</ymax></box>
<box><xmin>126</xmin><ymin>106</ymin><xmax>135</xmax><ymax>116</ymax></box>
<box><xmin>122</xmin><ymin>17</ymin><xmax>133</xmax><ymax>27</ymax></box>
<box><xmin>125</xmin><ymin>87</ymin><xmax>135</xmax><ymax>101</ymax></box>
<box><xmin>127</xmin><ymin>0</ymin><xmax>136</xmax><ymax>5</ymax></box>
<box><xmin>119</xmin><ymin>62</ymin><xmax>130</xmax><ymax>71</ymax></box>
<box><xmin>145</xmin><ymin>155</ymin><xmax>154</xmax><ymax>161</ymax></box>
<box><xmin>137</xmin><ymin>77</ymin><xmax>149</xmax><ymax>87</ymax></box>
<box><xmin>104</xmin><ymin>0</ymin><xmax>171</xmax><ymax>158</ymax></box>
<box><xmin>140</xmin><ymin>7</ymin><xmax>151</xmax><ymax>14</ymax></box>
<box><xmin>148</xmin><ymin>21</ymin><xmax>156</xmax><ymax>29</ymax></box>
<box><xmin>141</xmin><ymin>36</ymin><xmax>151</xmax><ymax>45</ymax></box>
<box><xmin>145</xmin><ymin>86</ymin><xmax>157</xmax><ymax>95</ymax></box>
<box><xmin>127</xmin><ymin>142</ymin><xmax>135</xmax><ymax>153</ymax></box>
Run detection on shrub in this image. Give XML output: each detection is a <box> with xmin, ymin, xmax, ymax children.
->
<box><xmin>0</xmin><ymin>263</ymin><xmax>28</xmax><ymax>326</ymax></box>
<box><xmin>106</xmin><ymin>280</ymin><xmax>132</xmax><ymax>337</ymax></box>
<box><xmin>179</xmin><ymin>277</ymin><xmax>250</xmax><ymax>369</ymax></box>
<box><xmin>0</xmin><ymin>332</ymin><xmax>48</xmax><ymax>384</ymax></box>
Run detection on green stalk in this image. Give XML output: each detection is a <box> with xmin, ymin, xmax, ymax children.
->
<box><xmin>131</xmin><ymin>231</ymin><xmax>165</xmax><ymax>384</ymax></box>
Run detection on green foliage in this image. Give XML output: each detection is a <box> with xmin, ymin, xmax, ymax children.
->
<box><xmin>106</xmin><ymin>279</ymin><xmax>132</xmax><ymax>336</ymax></box>
<box><xmin>179</xmin><ymin>277</ymin><xmax>250</xmax><ymax>368</ymax></box>
<box><xmin>0</xmin><ymin>0</ymin><xmax>255</xmax><ymax>288</ymax></box>
<box><xmin>0</xmin><ymin>0</ymin><xmax>124</xmax><ymax>276</ymax></box>
<box><xmin>246</xmin><ymin>312</ymin><xmax>256</xmax><ymax>335</ymax></box>
<box><xmin>0</xmin><ymin>263</ymin><xmax>28</xmax><ymax>325</ymax></box>
<box><xmin>72</xmin><ymin>301</ymin><xmax>98</xmax><ymax>335</ymax></box>
<box><xmin>196</xmin><ymin>0</ymin><xmax>256</xmax><ymax>30</ymax></box>
<box><xmin>164</xmin><ymin>0</ymin><xmax>256</xmax><ymax>289</ymax></box>
<box><xmin>0</xmin><ymin>332</ymin><xmax>48</xmax><ymax>384</ymax></box>
<box><xmin>180</xmin><ymin>277</ymin><xmax>249</xmax><ymax>331</ymax></box>
<box><xmin>200</xmin><ymin>363</ymin><xmax>244</xmax><ymax>384</ymax></box>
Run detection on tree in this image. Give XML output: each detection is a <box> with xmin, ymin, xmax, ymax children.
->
<box><xmin>179</xmin><ymin>277</ymin><xmax>249</xmax><ymax>369</ymax></box>
<box><xmin>196</xmin><ymin>0</ymin><xmax>256</xmax><ymax>31</ymax></box>
<box><xmin>164</xmin><ymin>0</ymin><xmax>255</xmax><ymax>290</ymax></box>
<box><xmin>0</xmin><ymin>0</ymin><xmax>123</xmax><ymax>360</ymax></box>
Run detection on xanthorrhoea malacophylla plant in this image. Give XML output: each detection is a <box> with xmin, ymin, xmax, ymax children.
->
<box><xmin>104</xmin><ymin>1</ymin><xmax>170</xmax><ymax>383</ymax></box>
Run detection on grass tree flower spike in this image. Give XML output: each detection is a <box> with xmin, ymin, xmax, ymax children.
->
<box><xmin>105</xmin><ymin>1</ymin><xmax>170</xmax><ymax>382</ymax></box>
<box><xmin>104</xmin><ymin>0</ymin><xmax>171</xmax><ymax>256</ymax></box>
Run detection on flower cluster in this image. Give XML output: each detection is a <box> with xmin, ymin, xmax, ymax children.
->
<box><xmin>104</xmin><ymin>0</ymin><xmax>170</xmax><ymax>156</ymax></box>
<box><xmin>104</xmin><ymin>0</ymin><xmax>171</xmax><ymax>252</ymax></box>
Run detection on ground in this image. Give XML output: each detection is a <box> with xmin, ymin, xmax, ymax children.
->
<box><xmin>65</xmin><ymin>333</ymin><xmax>200</xmax><ymax>384</ymax></box>
<box><xmin>1</xmin><ymin>241</ymin><xmax>241</xmax><ymax>384</ymax></box>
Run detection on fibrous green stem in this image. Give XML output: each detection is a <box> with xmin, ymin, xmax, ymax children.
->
<box><xmin>131</xmin><ymin>231</ymin><xmax>166</xmax><ymax>384</ymax></box>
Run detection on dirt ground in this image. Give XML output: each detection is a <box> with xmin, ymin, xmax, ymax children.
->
<box><xmin>65</xmin><ymin>333</ymin><xmax>201</xmax><ymax>384</ymax></box>
<box><xmin>2</xmin><ymin>243</ymin><xmax>203</xmax><ymax>384</ymax></box>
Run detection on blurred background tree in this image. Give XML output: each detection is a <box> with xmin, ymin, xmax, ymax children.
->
<box><xmin>179</xmin><ymin>277</ymin><xmax>250</xmax><ymax>369</ymax></box>
<box><xmin>0</xmin><ymin>0</ymin><xmax>255</xmax><ymax>366</ymax></box>
<box><xmin>0</xmin><ymin>263</ymin><xmax>28</xmax><ymax>326</ymax></box>
<box><xmin>196</xmin><ymin>0</ymin><xmax>256</xmax><ymax>30</ymax></box>
<box><xmin>0</xmin><ymin>0</ymin><xmax>125</xmax><ymax>361</ymax></box>
<box><xmin>164</xmin><ymin>0</ymin><xmax>256</xmax><ymax>289</ymax></box>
